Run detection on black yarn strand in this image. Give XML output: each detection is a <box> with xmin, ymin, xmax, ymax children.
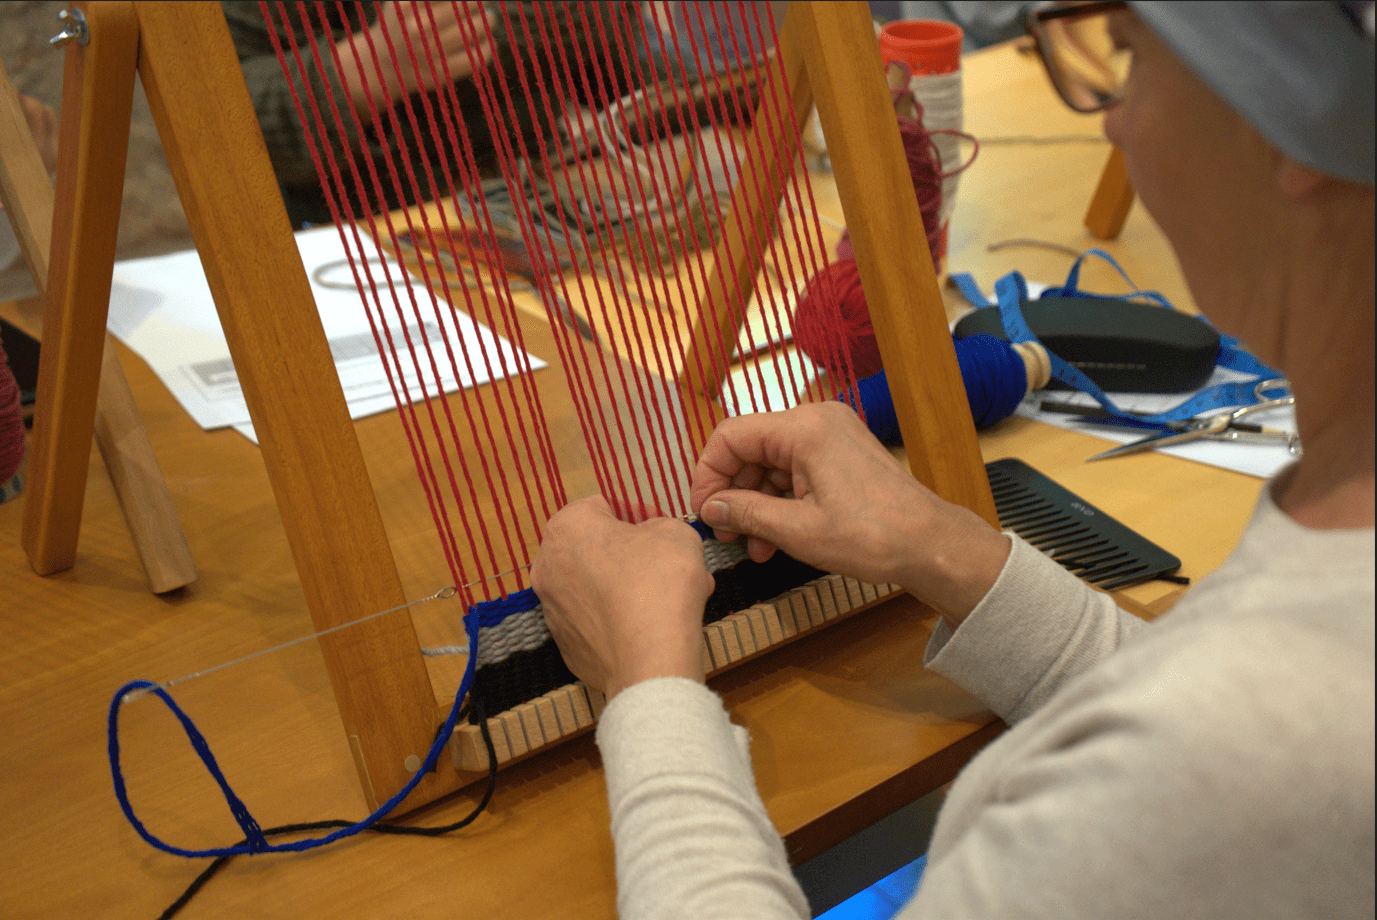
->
<box><xmin>157</xmin><ymin>702</ymin><xmax>499</xmax><ymax>920</ymax></box>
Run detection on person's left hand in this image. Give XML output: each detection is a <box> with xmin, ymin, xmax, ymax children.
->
<box><xmin>532</xmin><ymin>495</ymin><xmax>713</xmax><ymax>700</ymax></box>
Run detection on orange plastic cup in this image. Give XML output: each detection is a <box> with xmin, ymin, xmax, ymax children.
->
<box><xmin>878</xmin><ymin>20</ymin><xmax>964</xmax><ymax>76</ymax></box>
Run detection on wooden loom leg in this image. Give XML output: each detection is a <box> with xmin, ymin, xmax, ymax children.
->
<box><xmin>133</xmin><ymin>0</ymin><xmax>462</xmax><ymax>812</ymax></box>
<box><xmin>21</xmin><ymin>1</ymin><xmax>141</xmax><ymax>576</ymax></box>
<box><xmin>1084</xmin><ymin>146</ymin><xmax>1134</xmax><ymax>240</ymax></box>
<box><xmin>790</xmin><ymin>3</ymin><xmax>997</xmax><ymax>524</ymax></box>
<box><xmin>93</xmin><ymin>340</ymin><xmax>198</xmax><ymax>593</ymax></box>
<box><xmin>676</xmin><ymin>7</ymin><xmax>816</xmax><ymax>418</ymax></box>
<box><xmin>0</xmin><ymin>56</ymin><xmax>196</xmax><ymax>593</ymax></box>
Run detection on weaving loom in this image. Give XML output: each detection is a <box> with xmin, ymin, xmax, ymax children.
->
<box><xmin>26</xmin><ymin>0</ymin><xmax>995</xmax><ymax>817</ymax></box>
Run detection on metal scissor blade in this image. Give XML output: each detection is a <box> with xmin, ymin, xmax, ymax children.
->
<box><xmin>1086</xmin><ymin>426</ymin><xmax>1209</xmax><ymax>461</ymax></box>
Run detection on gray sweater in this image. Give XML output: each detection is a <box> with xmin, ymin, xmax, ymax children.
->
<box><xmin>595</xmin><ymin>486</ymin><xmax>1375</xmax><ymax>919</ymax></box>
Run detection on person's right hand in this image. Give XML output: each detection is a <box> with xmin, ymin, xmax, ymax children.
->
<box><xmin>689</xmin><ymin>403</ymin><xmax>1010</xmax><ymax>628</ymax></box>
<box><xmin>337</xmin><ymin>2</ymin><xmax>494</xmax><ymax>115</ymax></box>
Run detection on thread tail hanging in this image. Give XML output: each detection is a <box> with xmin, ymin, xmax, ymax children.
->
<box><xmin>108</xmin><ymin>603</ymin><xmax>485</xmax><ymax>859</ymax></box>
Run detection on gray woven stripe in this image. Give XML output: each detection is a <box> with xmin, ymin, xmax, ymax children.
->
<box><xmin>425</xmin><ymin>535</ymin><xmax>753</xmax><ymax>665</ymax></box>
<box><xmin>474</xmin><ymin>605</ymin><xmax>550</xmax><ymax>668</ymax></box>
<box><xmin>703</xmin><ymin>537</ymin><xmax>748</xmax><ymax>572</ymax></box>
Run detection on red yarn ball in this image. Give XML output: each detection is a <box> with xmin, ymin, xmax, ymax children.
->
<box><xmin>0</xmin><ymin>334</ymin><xmax>26</xmax><ymax>488</ymax></box>
<box><xmin>809</xmin><ymin>115</ymin><xmax>947</xmax><ymax>379</ymax></box>
<box><xmin>791</xmin><ymin>258</ymin><xmax>884</xmax><ymax>379</ymax></box>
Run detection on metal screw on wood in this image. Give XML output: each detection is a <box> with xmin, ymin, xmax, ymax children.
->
<box><xmin>50</xmin><ymin>8</ymin><xmax>90</xmax><ymax>47</ymax></box>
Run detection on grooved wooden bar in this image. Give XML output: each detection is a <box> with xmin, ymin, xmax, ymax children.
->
<box><xmin>451</xmin><ymin>578</ymin><xmax>902</xmax><ymax>773</ymax></box>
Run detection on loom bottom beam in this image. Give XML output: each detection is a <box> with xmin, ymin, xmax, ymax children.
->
<box><xmin>450</xmin><ymin>574</ymin><xmax>899</xmax><ymax>773</ymax></box>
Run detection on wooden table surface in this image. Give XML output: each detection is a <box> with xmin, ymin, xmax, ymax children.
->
<box><xmin>0</xmin><ymin>40</ymin><xmax>1264</xmax><ymax>920</ymax></box>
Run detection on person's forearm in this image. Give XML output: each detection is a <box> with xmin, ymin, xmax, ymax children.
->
<box><xmin>599</xmin><ymin>680</ymin><xmax>810</xmax><ymax>920</ymax></box>
<box><xmin>332</xmin><ymin>38</ymin><xmax>377</xmax><ymax>118</ymax></box>
<box><xmin>924</xmin><ymin>535</ymin><xmax>1144</xmax><ymax>724</ymax></box>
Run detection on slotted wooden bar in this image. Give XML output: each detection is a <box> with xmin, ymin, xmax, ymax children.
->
<box><xmin>450</xmin><ymin>572</ymin><xmax>900</xmax><ymax>773</ymax></box>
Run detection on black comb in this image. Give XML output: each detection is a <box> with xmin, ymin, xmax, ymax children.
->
<box><xmin>986</xmin><ymin>458</ymin><xmax>1182</xmax><ymax>591</ymax></box>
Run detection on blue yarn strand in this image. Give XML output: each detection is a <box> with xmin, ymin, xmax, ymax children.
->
<box><xmin>108</xmin><ymin>605</ymin><xmax>483</xmax><ymax>859</ymax></box>
<box><xmin>108</xmin><ymin>524</ymin><xmax>728</xmax><ymax>859</ymax></box>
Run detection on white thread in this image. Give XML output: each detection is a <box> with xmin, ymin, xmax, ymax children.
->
<box><xmin>908</xmin><ymin>70</ymin><xmax>965</xmax><ymax>231</ymax></box>
<box><xmin>121</xmin><ymin>585</ymin><xmax>458</xmax><ymax>703</ymax></box>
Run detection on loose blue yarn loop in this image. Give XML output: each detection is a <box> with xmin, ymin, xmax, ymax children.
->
<box><xmin>108</xmin><ymin>601</ymin><xmax>486</xmax><ymax>859</ymax></box>
<box><xmin>108</xmin><ymin>558</ymin><xmax>719</xmax><ymax>858</ymax></box>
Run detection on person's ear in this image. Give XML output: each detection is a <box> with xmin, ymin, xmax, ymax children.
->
<box><xmin>1276</xmin><ymin>157</ymin><xmax>1327</xmax><ymax>199</ymax></box>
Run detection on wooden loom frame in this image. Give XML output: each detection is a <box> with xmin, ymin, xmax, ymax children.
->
<box><xmin>1</xmin><ymin>54</ymin><xmax>196</xmax><ymax>594</ymax></box>
<box><xmin>24</xmin><ymin>1</ymin><xmax>996</xmax><ymax>814</ymax></box>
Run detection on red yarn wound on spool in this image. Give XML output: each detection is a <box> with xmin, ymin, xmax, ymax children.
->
<box><xmin>833</xmin><ymin>114</ymin><xmax>945</xmax><ymax>266</ymax></box>
<box><xmin>797</xmin><ymin>112</ymin><xmax>945</xmax><ymax>378</ymax></box>
<box><xmin>0</xmin><ymin>334</ymin><xmax>26</xmax><ymax>486</ymax></box>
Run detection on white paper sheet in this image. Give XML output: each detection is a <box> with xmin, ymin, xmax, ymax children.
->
<box><xmin>106</xmin><ymin>227</ymin><xmax>545</xmax><ymax>444</ymax></box>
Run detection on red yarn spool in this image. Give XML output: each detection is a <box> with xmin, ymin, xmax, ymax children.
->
<box><xmin>834</xmin><ymin>115</ymin><xmax>945</xmax><ymax>267</ymax></box>
<box><xmin>796</xmin><ymin>113</ymin><xmax>945</xmax><ymax>378</ymax></box>
<box><xmin>0</xmin><ymin>334</ymin><xmax>26</xmax><ymax>488</ymax></box>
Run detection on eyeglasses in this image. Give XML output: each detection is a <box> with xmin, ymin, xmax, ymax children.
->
<box><xmin>1024</xmin><ymin>1</ymin><xmax>1131</xmax><ymax>113</ymax></box>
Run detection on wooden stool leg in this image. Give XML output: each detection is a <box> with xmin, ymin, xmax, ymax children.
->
<box><xmin>1084</xmin><ymin>146</ymin><xmax>1135</xmax><ymax>240</ymax></box>
<box><xmin>21</xmin><ymin>1</ymin><xmax>141</xmax><ymax>577</ymax></box>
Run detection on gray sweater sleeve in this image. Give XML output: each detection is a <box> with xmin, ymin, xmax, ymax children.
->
<box><xmin>597</xmin><ymin>678</ymin><xmax>810</xmax><ymax>920</ymax></box>
<box><xmin>924</xmin><ymin>534</ymin><xmax>1145</xmax><ymax>724</ymax></box>
<box><xmin>595</xmin><ymin>498</ymin><xmax>1374</xmax><ymax>920</ymax></box>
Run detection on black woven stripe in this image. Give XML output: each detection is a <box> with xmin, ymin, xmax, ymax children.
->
<box><xmin>471</xmin><ymin>641</ymin><xmax>577</xmax><ymax>720</ymax></box>
<box><xmin>470</xmin><ymin>550</ymin><xmax>826</xmax><ymax>716</ymax></box>
<box><xmin>702</xmin><ymin>551</ymin><xmax>824</xmax><ymax>624</ymax></box>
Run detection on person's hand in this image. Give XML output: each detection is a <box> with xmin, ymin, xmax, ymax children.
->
<box><xmin>690</xmin><ymin>403</ymin><xmax>1010</xmax><ymax>628</ymax></box>
<box><xmin>532</xmin><ymin>496</ymin><xmax>714</xmax><ymax>699</ymax></box>
<box><xmin>337</xmin><ymin>2</ymin><xmax>494</xmax><ymax>116</ymax></box>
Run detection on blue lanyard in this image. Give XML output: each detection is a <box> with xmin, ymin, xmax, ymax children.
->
<box><xmin>950</xmin><ymin>249</ymin><xmax>1282</xmax><ymax>426</ymax></box>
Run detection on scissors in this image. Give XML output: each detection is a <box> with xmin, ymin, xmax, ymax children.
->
<box><xmin>1085</xmin><ymin>379</ymin><xmax>1302</xmax><ymax>461</ymax></box>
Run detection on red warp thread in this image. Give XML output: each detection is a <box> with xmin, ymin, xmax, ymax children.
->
<box><xmin>0</xmin><ymin>335</ymin><xmax>24</xmax><ymax>486</ymax></box>
<box><xmin>791</xmin><ymin>259</ymin><xmax>880</xmax><ymax>378</ymax></box>
<box><xmin>795</xmin><ymin>112</ymin><xmax>945</xmax><ymax>379</ymax></box>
